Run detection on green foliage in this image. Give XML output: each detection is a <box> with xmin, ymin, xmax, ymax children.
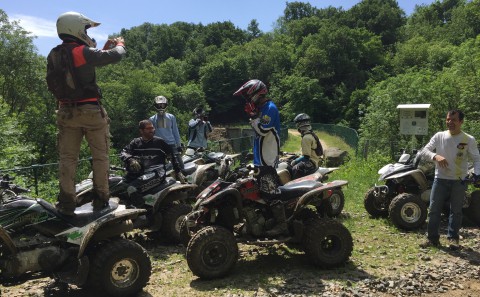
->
<box><xmin>1</xmin><ymin>0</ymin><xmax>480</xmax><ymax>172</ymax></box>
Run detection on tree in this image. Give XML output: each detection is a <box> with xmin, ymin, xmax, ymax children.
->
<box><xmin>247</xmin><ymin>19</ymin><xmax>262</xmax><ymax>39</ymax></box>
<box><xmin>343</xmin><ymin>0</ymin><xmax>406</xmax><ymax>46</ymax></box>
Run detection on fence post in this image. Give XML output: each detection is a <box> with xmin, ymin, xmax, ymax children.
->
<box><xmin>31</xmin><ymin>164</ymin><xmax>40</xmax><ymax>195</ymax></box>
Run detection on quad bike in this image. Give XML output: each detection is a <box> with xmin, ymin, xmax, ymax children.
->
<box><xmin>364</xmin><ymin>149</ymin><xmax>433</xmax><ymax>230</ymax></box>
<box><xmin>170</xmin><ymin>151</ymin><xmax>242</xmax><ymax>195</ymax></box>
<box><xmin>364</xmin><ymin>148</ymin><xmax>480</xmax><ymax>230</ymax></box>
<box><xmin>276</xmin><ymin>152</ymin><xmax>345</xmax><ymax>216</ymax></box>
<box><xmin>0</xmin><ymin>174</ymin><xmax>30</xmax><ymax>198</ymax></box>
<box><xmin>0</xmin><ymin>192</ymin><xmax>151</xmax><ymax>296</ymax></box>
<box><xmin>75</xmin><ymin>164</ymin><xmax>197</xmax><ymax>243</ymax></box>
<box><xmin>181</xmin><ymin>173</ymin><xmax>353</xmax><ymax>279</ymax></box>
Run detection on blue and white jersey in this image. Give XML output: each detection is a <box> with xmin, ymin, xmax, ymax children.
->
<box><xmin>251</xmin><ymin>100</ymin><xmax>280</xmax><ymax>167</ymax></box>
<box><xmin>149</xmin><ymin>113</ymin><xmax>181</xmax><ymax>148</ymax></box>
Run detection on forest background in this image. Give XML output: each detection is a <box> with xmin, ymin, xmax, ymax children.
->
<box><xmin>0</xmin><ymin>0</ymin><xmax>480</xmax><ymax>171</ymax></box>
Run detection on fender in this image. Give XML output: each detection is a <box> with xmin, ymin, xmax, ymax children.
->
<box><xmin>198</xmin><ymin>188</ymin><xmax>243</xmax><ymax>214</ymax></box>
<box><xmin>294</xmin><ymin>180</ymin><xmax>348</xmax><ymax>212</ymax></box>
<box><xmin>152</xmin><ymin>183</ymin><xmax>197</xmax><ymax>212</ymax></box>
<box><xmin>384</xmin><ymin>169</ymin><xmax>428</xmax><ymax>191</ymax></box>
<box><xmin>192</xmin><ymin>163</ymin><xmax>216</xmax><ymax>186</ymax></box>
<box><xmin>55</xmin><ymin>206</ymin><xmax>145</xmax><ymax>258</ymax></box>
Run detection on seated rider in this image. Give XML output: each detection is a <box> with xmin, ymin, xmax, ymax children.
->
<box><xmin>291</xmin><ymin>113</ymin><xmax>323</xmax><ymax>179</ymax></box>
<box><xmin>120</xmin><ymin>120</ymin><xmax>185</xmax><ymax>183</ymax></box>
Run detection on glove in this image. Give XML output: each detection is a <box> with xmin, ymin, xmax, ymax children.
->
<box><xmin>128</xmin><ymin>158</ymin><xmax>142</xmax><ymax>173</ymax></box>
<box><xmin>176</xmin><ymin>172</ymin><xmax>186</xmax><ymax>184</ymax></box>
<box><xmin>177</xmin><ymin>146</ymin><xmax>183</xmax><ymax>153</ymax></box>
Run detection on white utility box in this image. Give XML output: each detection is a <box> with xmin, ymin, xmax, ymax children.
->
<box><xmin>397</xmin><ymin>104</ymin><xmax>431</xmax><ymax>135</ymax></box>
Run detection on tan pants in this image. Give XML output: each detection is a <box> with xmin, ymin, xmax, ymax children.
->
<box><xmin>56</xmin><ymin>104</ymin><xmax>110</xmax><ymax>211</ymax></box>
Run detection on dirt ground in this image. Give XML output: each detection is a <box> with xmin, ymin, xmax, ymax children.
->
<box><xmin>2</xmin><ymin>229</ymin><xmax>480</xmax><ymax>297</ymax></box>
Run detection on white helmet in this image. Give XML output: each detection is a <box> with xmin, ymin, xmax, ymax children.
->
<box><xmin>154</xmin><ymin>96</ymin><xmax>168</xmax><ymax>115</ymax></box>
<box><xmin>56</xmin><ymin>11</ymin><xmax>100</xmax><ymax>48</ymax></box>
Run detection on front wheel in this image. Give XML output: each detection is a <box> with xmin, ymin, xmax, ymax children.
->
<box><xmin>389</xmin><ymin>193</ymin><xmax>427</xmax><ymax>230</ymax></box>
<box><xmin>302</xmin><ymin>218</ymin><xmax>353</xmax><ymax>268</ymax></box>
<box><xmin>186</xmin><ymin>225</ymin><xmax>238</xmax><ymax>279</ymax></box>
<box><xmin>161</xmin><ymin>203</ymin><xmax>193</xmax><ymax>244</ymax></box>
<box><xmin>364</xmin><ymin>188</ymin><xmax>389</xmax><ymax>217</ymax></box>
<box><xmin>87</xmin><ymin>239</ymin><xmax>151</xmax><ymax>297</ymax></box>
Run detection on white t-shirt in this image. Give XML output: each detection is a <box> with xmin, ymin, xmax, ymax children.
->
<box><xmin>424</xmin><ymin>130</ymin><xmax>480</xmax><ymax>180</ymax></box>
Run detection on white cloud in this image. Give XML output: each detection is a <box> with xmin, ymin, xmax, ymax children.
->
<box><xmin>11</xmin><ymin>14</ymin><xmax>57</xmax><ymax>38</ymax></box>
<box><xmin>11</xmin><ymin>14</ymin><xmax>109</xmax><ymax>41</ymax></box>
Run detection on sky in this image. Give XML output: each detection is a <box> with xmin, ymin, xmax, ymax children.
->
<box><xmin>3</xmin><ymin>0</ymin><xmax>437</xmax><ymax>56</ymax></box>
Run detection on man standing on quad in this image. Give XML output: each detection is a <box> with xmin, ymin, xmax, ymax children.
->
<box><xmin>291</xmin><ymin>113</ymin><xmax>323</xmax><ymax>179</ymax></box>
<box><xmin>120</xmin><ymin>120</ymin><xmax>185</xmax><ymax>183</ymax></box>
<box><xmin>420</xmin><ymin>109</ymin><xmax>480</xmax><ymax>250</ymax></box>
<box><xmin>47</xmin><ymin>12</ymin><xmax>126</xmax><ymax>215</ymax></box>
<box><xmin>234</xmin><ymin>79</ymin><xmax>286</xmax><ymax>236</ymax></box>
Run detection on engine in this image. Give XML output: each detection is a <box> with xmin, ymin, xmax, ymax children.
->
<box><xmin>243</xmin><ymin>206</ymin><xmax>274</xmax><ymax>237</ymax></box>
<box><xmin>0</xmin><ymin>233</ymin><xmax>69</xmax><ymax>277</ymax></box>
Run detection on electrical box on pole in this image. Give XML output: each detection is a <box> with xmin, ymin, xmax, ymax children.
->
<box><xmin>397</xmin><ymin>104</ymin><xmax>431</xmax><ymax>135</ymax></box>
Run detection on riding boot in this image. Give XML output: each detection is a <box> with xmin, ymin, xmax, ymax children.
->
<box><xmin>266</xmin><ymin>201</ymin><xmax>289</xmax><ymax>236</ymax></box>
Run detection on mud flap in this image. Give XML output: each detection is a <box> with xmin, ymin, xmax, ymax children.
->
<box><xmin>57</xmin><ymin>256</ymin><xmax>89</xmax><ymax>286</ymax></box>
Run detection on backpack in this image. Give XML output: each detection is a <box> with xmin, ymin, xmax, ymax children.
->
<box><xmin>306</xmin><ymin>131</ymin><xmax>323</xmax><ymax>156</ymax></box>
<box><xmin>46</xmin><ymin>44</ymin><xmax>80</xmax><ymax>100</ymax></box>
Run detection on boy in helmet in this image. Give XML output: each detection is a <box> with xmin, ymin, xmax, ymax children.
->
<box><xmin>233</xmin><ymin>79</ymin><xmax>281</xmax><ymax>168</ymax></box>
<box><xmin>47</xmin><ymin>11</ymin><xmax>126</xmax><ymax>216</ymax></box>
<box><xmin>186</xmin><ymin>106</ymin><xmax>213</xmax><ymax>153</ymax></box>
<box><xmin>291</xmin><ymin>113</ymin><xmax>323</xmax><ymax>179</ymax></box>
<box><xmin>149</xmin><ymin>95</ymin><xmax>184</xmax><ymax>169</ymax></box>
<box><xmin>234</xmin><ymin>79</ymin><xmax>285</xmax><ymax>236</ymax></box>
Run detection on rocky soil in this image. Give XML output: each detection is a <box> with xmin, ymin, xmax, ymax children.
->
<box><xmin>1</xmin><ymin>223</ymin><xmax>480</xmax><ymax>297</ymax></box>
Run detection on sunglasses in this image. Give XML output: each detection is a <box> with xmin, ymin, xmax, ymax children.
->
<box><xmin>155</xmin><ymin>103</ymin><xmax>167</xmax><ymax>109</ymax></box>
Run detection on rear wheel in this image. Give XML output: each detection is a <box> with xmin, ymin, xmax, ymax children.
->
<box><xmin>329</xmin><ymin>189</ymin><xmax>345</xmax><ymax>216</ymax></box>
<box><xmin>186</xmin><ymin>226</ymin><xmax>238</xmax><ymax>279</ymax></box>
<box><xmin>464</xmin><ymin>190</ymin><xmax>480</xmax><ymax>226</ymax></box>
<box><xmin>87</xmin><ymin>239</ymin><xmax>151</xmax><ymax>297</ymax></box>
<box><xmin>364</xmin><ymin>188</ymin><xmax>389</xmax><ymax>217</ymax></box>
<box><xmin>302</xmin><ymin>218</ymin><xmax>353</xmax><ymax>268</ymax></box>
<box><xmin>389</xmin><ymin>193</ymin><xmax>427</xmax><ymax>230</ymax></box>
<box><xmin>161</xmin><ymin>204</ymin><xmax>193</xmax><ymax>244</ymax></box>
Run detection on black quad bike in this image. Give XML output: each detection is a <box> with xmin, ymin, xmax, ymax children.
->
<box><xmin>76</xmin><ymin>164</ymin><xmax>197</xmax><ymax>243</ymax></box>
<box><xmin>364</xmin><ymin>149</ymin><xmax>480</xmax><ymax>230</ymax></box>
<box><xmin>0</xmin><ymin>193</ymin><xmax>151</xmax><ymax>296</ymax></box>
<box><xmin>181</xmin><ymin>174</ymin><xmax>353</xmax><ymax>279</ymax></box>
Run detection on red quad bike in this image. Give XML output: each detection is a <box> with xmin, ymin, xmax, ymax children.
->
<box><xmin>182</xmin><ymin>175</ymin><xmax>353</xmax><ymax>279</ymax></box>
<box><xmin>0</xmin><ymin>192</ymin><xmax>151</xmax><ymax>296</ymax></box>
<box><xmin>277</xmin><ymin>152</ymin><xmax>344</xmax><ymax>216</ymax></box>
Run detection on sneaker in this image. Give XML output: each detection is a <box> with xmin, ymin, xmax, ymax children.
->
<box><xmin>419</xmin><ymin>239</ymin><xmax>440</xmax><ymax>248</ymax></box>
<box><xmin>447</xmin><ymin>238</ymin><xmax>460</xmax><ymax>251</ymax></box>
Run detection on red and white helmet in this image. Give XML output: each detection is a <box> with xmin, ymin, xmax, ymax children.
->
<box><xmin>56</xmin><ymin>11</ymin><xmax>100</xmax><ymax>48</ymax></box>
<box><xmin>233</xmin><ymin>79</ymin><xmax>268</xmax><ymax>104</ymax></box>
